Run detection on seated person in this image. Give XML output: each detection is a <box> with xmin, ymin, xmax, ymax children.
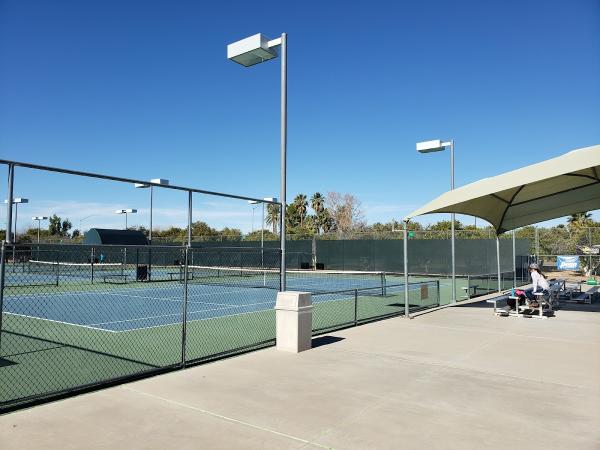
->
<box><xmin>526</xmin><ymin>263</ymin><xmax>549</xmax><ymax>307</ymax></box>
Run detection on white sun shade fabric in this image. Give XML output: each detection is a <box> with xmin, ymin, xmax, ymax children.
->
<box><xmin>405</xmin><ymin>144</ymin><xmax>600</xmax><ymax>234</ymax></box>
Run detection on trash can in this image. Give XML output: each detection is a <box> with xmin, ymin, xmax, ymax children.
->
<box><xmin>137</xmin><ymin>265</ymin><xmax>148</xmax><ymax>281</ymax></box>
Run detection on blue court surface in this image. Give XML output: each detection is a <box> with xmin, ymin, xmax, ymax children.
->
<box><xmin>3</xmin><ymin>284</ymin><xmax>279</xmax><ymax>332</ymax></box>
<box><xmin>2</xmin><ymin>276</ymin><xmax>440</xmax><ymax>333</ymax></box>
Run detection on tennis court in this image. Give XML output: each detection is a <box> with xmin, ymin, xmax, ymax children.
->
<box><xmin>2</xmin><ymin>266</ymin><xmax>444</xmax><ymax>333</ymax></box>
<box><xmin>0</xmin><ymin>242</ymin><xmax>511</xmax><ymax>412</ymax></box>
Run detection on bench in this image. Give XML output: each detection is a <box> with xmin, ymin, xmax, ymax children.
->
<box><xmin>461</xmin><ymin>284</ymin><xmax>480</xmax><ymax>300</ymax></box>
<box><xmin>566</xmin><ymin>285</ymin><xmax>598</xmax><ymax>304</ymax></box>
<box><xmin>487</xmin><ymin>295</ymin><xmax>510</xmax><ymax>316</ymax></box>
<box><xmin>487</xmin><ymin>283</ymin><xmax>561</xmax><ymax>319</ymax></box>
<box><xmin>103</xmin><ymin>274</ymin><xmax>128</xmax><ymax>284</ymax></box>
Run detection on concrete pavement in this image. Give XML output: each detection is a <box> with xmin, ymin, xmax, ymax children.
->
<box><xmin>1</xmin><ymin>299</ymin><xmax>599</xmax><ymax>449</ymax></box>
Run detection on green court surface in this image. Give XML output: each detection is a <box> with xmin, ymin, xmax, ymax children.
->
<box><xmin>0</xmin><ymin>278</ymin><xmax>443</xmax><ymax>409</ymax></box>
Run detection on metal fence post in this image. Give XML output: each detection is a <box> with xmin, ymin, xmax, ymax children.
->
<box><xmin>403</xmin><ymin>222</ymin><xmax>409</xmax><ymax>317</ymax></box>
<box><xmin>0</xmin><ymin>241</ymin><xmax>6</xmax><ymax>353</ymax></box>
<box><xmin>181</xmin><ymin>246</ymin><xmax>190</xmax><ymax>367</ymax></box>
<box><xmin>181</xmin><ymin>190</ymin><xmax>193</xmax><ymax>367</ymax></box>
<box><xmin>437</xmin><ymin>280</ymin><xmax>441</xmax><ymax>306</ymax></box>
<box><xmin>354</xmin><ymin>289</ymin><xmax>358</xmax><ymax>326</ymax></box>
<box><xmin>6</xmin><ymin>164</ymin><xmax>15</xmax><ymax>270</ymax></box>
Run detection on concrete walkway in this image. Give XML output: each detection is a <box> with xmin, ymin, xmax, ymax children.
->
<box><xmin>1</xmin><ymin>299</ymin><xmax>599</xmax><ymax>449</ymax></box>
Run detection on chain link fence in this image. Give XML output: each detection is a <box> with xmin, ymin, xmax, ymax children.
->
<box><xmin>0</xmin><ymin>240</ymin><xmax>442</xmax><ymax>412</ymax></box>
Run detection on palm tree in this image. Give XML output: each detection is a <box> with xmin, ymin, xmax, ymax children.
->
<box><xmin>311</xmin><ymin>192</ymin><xmax>325</xmax><ymax>214</ymax></box>
<box><xmin>265</xmin><ymin>203</ymin><xmax>280</xmax><ymax>234</ymax></box>
<box><xmin>567</xmin><ymin>212</ymin><xmax>593</xmax><ymax>230</ymax></box>
<box><xmin>294</xmin><ymin>194</ymin><xmax>308</xmax><ymax>228</ymax></box>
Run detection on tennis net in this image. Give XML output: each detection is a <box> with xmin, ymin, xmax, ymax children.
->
<box><xmin>27</xmin><ymin>260</ymin><xmax>124</xmax><ymax>278</ymax></box>
<box><xmin>183</xmin><ymin>265</ymin><xmax>387</xmax><ymax>293</ymax></box>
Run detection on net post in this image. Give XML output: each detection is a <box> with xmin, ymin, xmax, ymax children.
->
<box><xmin>91</xmin><ymin>247</ymin><xmax>95</xmax><ymax>284</ymax></box>
<box><xmin>466</xmin><ymin>275</ymin><xmax>470</xmax><ymax>300</ymax></box>
<box><xmin>354</xmin><ymin>289</ymin><xmax>358</xmax><ymax>326</ymax></box>
<box><xmin>437</xmin><ymin>279</ymin><xmax>441</xmax><ymax>307</ymax></box>
<box><xmin>181</xmin><ymin>246</ymin><xmax>190</xmax><ymax>367</ymax></box>
<box><xmin>56</xmin><ymin>255</ymin><xmax>60</xmax><ymax>286</ymax></box>
<box><xmin>0</xmin><ymin>241</ymin><xmax>7</xmax><ymax>353</ymax></box>
<box><xmin>135</xmin><ymin>247</ymin><xmax>139</xmax><ymax>282</ymax></box>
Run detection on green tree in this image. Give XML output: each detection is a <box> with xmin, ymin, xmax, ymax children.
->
<box><xmin>310</xmin><ymin>192</ymin><xmax>328</xmax><ymax>234</ymax></box>
<box><xmin>48</xmin><ymin>214</ymin><xmax>72</xmax><ymax>237</ymax></box>
<box><xmin>427</xmin><ymin>220</ymin><xmax>464</xmax><ymax>231</ymax></box>
<box><xmin>191</xmin><ymin>221</ymin><xmax>217</xmax><ymax>239</ymax></box>
<box><xmin>244</xmin><ymin>230</ymin><xmax>278</xmax><ymax>241</ymax></box>
<box><xmin>286</xmin><ymin>203</ymin><xmax>301</xmax><ymax>229</ymax></box>
<box><xmin>293</xmin><ymin>194</ymin><xmax>308</xmax><ymax>228</ymax></box>
<box><xmin>567</xmin><ymin>212</ymin><xmax>593</xmax><ymax>231</ymax></box>
<box><xmin>311</xmin><ymin>192</ymin><xmax>325</xmax><ymax>214</ymax></box>
<box><xmin>266</xmin><ymin>204</ymin><xmax>280</xmax><ymax>234</ymax></box>
<box><xmin>221</xmin><ymin>227</ymin><xmax>242</xmax><ymax>239</ymax></box>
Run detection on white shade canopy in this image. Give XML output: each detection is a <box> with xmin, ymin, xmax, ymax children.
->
<box><xmin>405</xmin><ymin>144</ymin><xmax>600</xmax><ymax>234</ymax></box>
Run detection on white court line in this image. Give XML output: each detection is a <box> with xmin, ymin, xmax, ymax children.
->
<box><xmin>117</xmin><ymin>304</ymin><xmax>278</xmax><ymax>334</ymax></box>
<box><xmin>100</xmin><ymin>288</ymin><xmax>267</xmax><ymax>305</ymax></box>
<box><xmin>88</xmin><ymin>299</ymin><xmax>276</xmax><ymax>328</ymax></box>
<box><xmin>7</xmin><ymin>286</ymin><xmax>273</xmax><ymax>304</ymax></box>
<box><xmin>3</xmin><ymin>312</ymin><xmax>117</xmax><ymax>333</ymax></box>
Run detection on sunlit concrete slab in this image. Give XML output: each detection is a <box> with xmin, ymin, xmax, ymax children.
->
<box><xmin>1</xmin><ymin>298</ymin><xmax>598</xmax><ymax>450</ymax></box>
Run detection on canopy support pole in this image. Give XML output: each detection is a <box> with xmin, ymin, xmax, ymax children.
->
<box><xmin>512</xmin><ymin>230</ymin><xmax>517</xmax><ymax>288</ymax></box>
<box><xmin>496</xmin><ymin>236</ymin><xmax>501</xmax><ymax>292</ymax></box>
<box><xmin>403</xmin><ymin>221</ymin><xmax>409</xmax><ymax>318</ymax></box>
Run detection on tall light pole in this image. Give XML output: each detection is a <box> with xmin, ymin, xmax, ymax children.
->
<box><xmin>248</xmin><ymin>201</ymin><xmax>260</xmax><ymax>233</ymax></box>
<box><xmin>4</xmin><ymin>197</ymin><xmax>28</xmax><ymax>266</ymax></box>
<box><xmin>248</xmin><ymin>197</ymin><xmax>276</xmax><ymax>251</ymax></box>
<box><xmin>228</xmin><ymin>32</ymin><xmax>288</xmax><ymax>290</ymax></box>
<box><xmin>115</xmin><ymin>209</ymin><xmax>137</xmax><ymax>229</ymax></box>
<box><xmin>4</xmin><ymin>198</ymin><xmax>28</xmax><ymax>243</ymax></box>
<box><xmin>32</xmin><ymin>216</ymin><xmax>48</xmax><ymax>243</ymax></box>
<box><xmin>416</xmin><ymin>139</ymin><xmax>456</xmax><ymax>303</ymax></box>
<box><xmin>134</xmin><ymin>178</ymin><xmax>169</xmax><ymax>244</ymax></box>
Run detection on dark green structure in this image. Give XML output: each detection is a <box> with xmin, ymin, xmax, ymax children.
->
<box><xmin>83</xmin><ymin>228</ymin><xmax>148</xmax><ymax>246</ymax></box>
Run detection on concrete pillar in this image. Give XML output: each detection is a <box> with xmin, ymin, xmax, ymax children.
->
<box><xmin>275</xmin><ymin>291</ymin><xmax>312</xmax><ymax>353</ymax></box>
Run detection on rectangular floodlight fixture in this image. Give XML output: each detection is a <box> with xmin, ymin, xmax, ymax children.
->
<box><xmin>32</xmin><ymin>216</ymin><xmax>48</xmax><ymax>220</ymax></box>
<box><xmin>416</xmin><ymin>140</ymin><xmax>445</xmax><ymax>153</ymax></box>
<box><xmin>135</xmin><ymin>178</ymin><xmax>169</xmax><ymax>189</ymax></box>
<box><xmin>263</xmin><ymin>197</ymin><xmax>277</xmax><ymax>202</ymax></box>
<box><xmin>5</xmin><ymin>198</ymin><xmax>29</xmax><ymax>204</ymax></box>
<box><xmin>227</xmin><ymin>33</ymin><xmax>278</xmax><ymax>67</ymax></box>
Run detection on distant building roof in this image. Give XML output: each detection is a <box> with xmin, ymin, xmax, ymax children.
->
<box><xmin>83</xmin><ymin>228</ymin><xmax>148</xmax><ymax>245</ymax></box>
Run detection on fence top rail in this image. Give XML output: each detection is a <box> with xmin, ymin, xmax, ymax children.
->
<box><xmin>311</xmin><ymin>280</ymin><xmax>440</xmax><ymax>297</ymax></box>
<box><xmin>5</xmin><ymin>242</ymin><xmax>282</xmax><ymax>252</ymax></box>
<box><xmin>0</xmin><ymin>159</ymin><xmax>281</xmax><ymax>206</ymax></box>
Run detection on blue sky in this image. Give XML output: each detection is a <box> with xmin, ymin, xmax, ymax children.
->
<box><xmin>1</xmin><ymin>0</ymin><xmax>599</xmax><ymax>233</ymax></box>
